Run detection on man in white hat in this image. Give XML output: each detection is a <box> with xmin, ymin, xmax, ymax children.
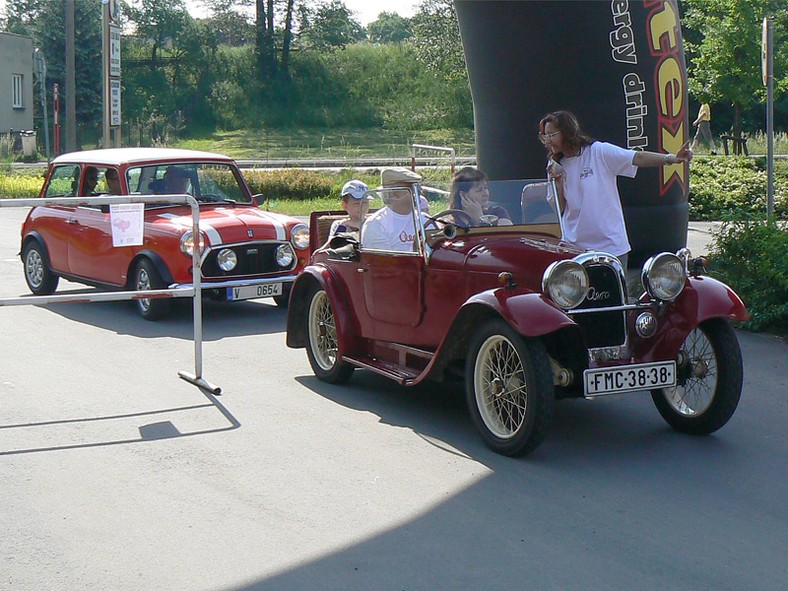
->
<box><xmin>360</xmin><ymin>167</ymin><xmax>428</xmax><ymax>252</ymax></box>
<box><xmin>327</xmin><ymin>179</ymin><xmax>371</xmax><ymax>241</ymax></box>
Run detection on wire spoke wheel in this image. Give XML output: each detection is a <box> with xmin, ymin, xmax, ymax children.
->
<box><xmin>475</xmin><ymin>335</ymin><xmax>528</xmax><ymax>438</ymax></box>
<box><xmin>306</xmin><ymin>288</ymin><xmax>353</xmax><ymax>384</ymax></box>
<box><xmin>652</xmin><ymin>319</ymin><xmax>742</xmax><ymax>435</ymax></box>
<box><xmin>466</xmin><ymin>319</ymin><xmax>553</xmax><ymax>456</ymax></box>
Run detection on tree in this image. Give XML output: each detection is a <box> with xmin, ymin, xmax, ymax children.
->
<box><xmin>201</xmin><ymin>0</ymin><xmax>255</xmax><ymax>46</ymax></box>
<box><xmin>410</xmin><ymin>0</ymin><xmax>466</xmax><ymax>81</ymax></box>
<box><xmin>367</xmin><ymin>11</ymin><xmax>412</xmax><ymax>44</ymax></box>
<box><xmin>681</xmin><ymin>0</ymin><xmax>788</xmax><ymax>136</ymax></box>
<box><xmin>299</xmin><ymin>0</ymin><xmax>365</xmax><ymax>51</ymax></box>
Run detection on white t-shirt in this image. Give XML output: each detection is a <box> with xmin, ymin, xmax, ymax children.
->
<box><xmin>556</xmin><ymin>141</ymin><xmax>637</xmax><ymax>256</ymax></box>
<box><xmin>360</xmin><ymin>207</ymin><xmax>423</xmax><ymax>252</ymax></box>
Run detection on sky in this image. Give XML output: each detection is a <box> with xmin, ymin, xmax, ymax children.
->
<box><xmin>184</xmin><ymin>0</ymin><xmax>419</xmax><ymax>26</ymax></box>
<box><xmin>0</xmin><ymin>1</ymin><xmax>420</xmax><ymax>26</ymax></box>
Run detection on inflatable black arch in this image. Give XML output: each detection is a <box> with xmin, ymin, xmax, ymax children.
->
<box><xmin>455</xmin><ymin>0</ymin><xmax>690</xmax><ymax>263</ymax></box>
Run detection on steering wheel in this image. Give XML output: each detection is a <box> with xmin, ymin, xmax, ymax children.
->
<box><xmin>425</xmin><ymin>209</ymin><xmax>475</xmax><ymax>229</ymax></box>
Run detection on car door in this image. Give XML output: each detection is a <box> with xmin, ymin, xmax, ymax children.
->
<box><xmin>66</xmin><ymin>205</ymin><xmax>128</xmax><ymax>286</ymax></box>
<box><xmin>35</xmin><ymin>164</ymin><xmax>81</xmax><ymax>273</ymax></box>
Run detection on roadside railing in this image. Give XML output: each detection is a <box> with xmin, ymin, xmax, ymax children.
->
<box><xmin>0</xmin><ymin>194</ymin><xmax>221</xmax><ymax>395</ymax></box>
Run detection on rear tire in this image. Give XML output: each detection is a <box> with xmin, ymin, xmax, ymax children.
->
<box><xmin>651</xmin><ymin>319</ymin><xmax>743</xmax><ymax>435</ymax></box>
<box><xmin>134</xmin><ymin>259</ymin><xmax>171</xmax><ymax>321</ymax></box>
<box><xmin>466</xmin><ymin>319</ymin><xmax>554</xmax><ymax>456</ymax></box>
<box><xmin>23</xmin><ymin>240</ymin><xmax>59</xmax><ymax>295</ymax></box>
<box><xmin>305</xmin><ymin>287</ymin><xmax>354</xmax><ymax>384</ymax></box>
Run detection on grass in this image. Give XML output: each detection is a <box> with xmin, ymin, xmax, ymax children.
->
<box><xmin>174</xmin><ymin>127</ymin><xmax>477</xmax><ymax>161</ymax></box>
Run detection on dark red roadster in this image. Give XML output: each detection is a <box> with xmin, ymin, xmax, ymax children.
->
<box><xmin>286</xmin><ymin>180</ymin><xmax>747</xmax><ymax>456</ymax></box>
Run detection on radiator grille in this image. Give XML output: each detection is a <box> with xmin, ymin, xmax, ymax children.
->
<box><xmin>571</xmin><ymin>263</ymin><xmax>626</xmax><ymax>348</ymax></box>
<box><xmin>202</xmin><ymin>242</ymin><xmax>293</xmax><ymax>278</ymax></box>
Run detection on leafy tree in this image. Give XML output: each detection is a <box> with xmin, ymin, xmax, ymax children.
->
<box><xmin>201</xmin><ymin>0</ymin><xmax>255</xmax><ymax>46</ymax></box>
<box><xmin>299</xmin><ymin>0</ymin><xmax>365</xmax><ymax>51</ymax></box>
<box><xmin>410</xmin><ymin>0</ymin><xmax>466</xmax><ymax>81</ymax></box>
<box><xmin>367</xmin><ymin>11</ymin><xmax>412</xmax><ymax>44</ymax></box>
<box><xmin>681</xmin><ymin>0</ymin><xmax>788</xmax><ymax>136</ymax></box>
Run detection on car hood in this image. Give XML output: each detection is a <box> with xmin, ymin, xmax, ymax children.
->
<box><xmin>149</xmin><ymin>205</ymin><xmax>295</xmax><ymax>245</ymax></box>
<box><xmin>434</xmin><ymin>232</ymin><xmax>585</xmax><ymax>290</ymax></box>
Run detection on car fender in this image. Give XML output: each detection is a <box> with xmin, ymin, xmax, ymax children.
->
<box><xmin>465</xmin><ymin>288</ymin><xmax>577</xmax><ymax>337</ymax></box>
<box><xmin>128</xmin><ymin>250</ymin><xmax>175</xmax><ymax>287</ymax></box>
<box><xmin>633</xmin><ymin>275</ymin><xmax>749</xmax><ymax>360</ymax></box>
<box><xmin>286</xmin><ymin>265</ymin><xmax>356</xmax><ymax>354</ymax></box>
<box><xmin>21</xmin><ymin>231</ymin><xmax>51</xmax><ymax>263</ymax></box>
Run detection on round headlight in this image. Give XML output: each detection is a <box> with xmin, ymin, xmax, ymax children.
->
<box><xmin>179</xmin><ymin>231</ymin><xmax>205</xmax><ymax>257</ymax></box>
<box><xmin>275</xmin><ymin>244</ymin><xmax>295</xmax><ymax>268</ymax></box>
<box><xmin>217</xmin><ymin>248</ymin><xmax>237</xmax><ymax>271</ymax></box>
<box><xmin>290</xmin><ymin>223</ymin><xmax>310</xmax><ymax>250</ymax></box>
<box><xmin>542</xmin><ymin>259</ymin><xmax>590</xmax><ymax>310</ymax></box>
<box><xmin>642</xmin><ymin>252</ymin><xmax>686</xmax><ymax>301</ymax></box>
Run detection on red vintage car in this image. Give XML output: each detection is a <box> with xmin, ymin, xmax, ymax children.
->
<box><xmin>21</xmin><ymin>148</ymin><xmax>310</xmax><ymax>319</ymax></box>
<box><xmin>286</xmin><ymin>179</ymin><xmax>748</xmax><ymax>456</ymax></box>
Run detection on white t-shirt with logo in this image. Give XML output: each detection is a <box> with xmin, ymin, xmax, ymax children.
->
<box><xmin>557</xmin><ymin>141</ymin><xmax>637</xmax><ymax>256</ymax></box>
<box><xmin>360</xmin><ymin>207</ymin><xmax>422</xmax><ymax>252</ymax></box>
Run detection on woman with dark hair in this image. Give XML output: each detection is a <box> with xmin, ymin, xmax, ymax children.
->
<box><xmin>539</xmin><ymin>110</ymin><xmax>692</xmax><ymax>269</ymax></box>
<box><xmin>448</xmin><ymin>167</ymin><xmax>512</xmax><ymax>226</ymax></box>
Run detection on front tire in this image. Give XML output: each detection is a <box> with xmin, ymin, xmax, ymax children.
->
<box><xmin>134</xmin><ymin>259</ymin><xmax>171</xmax><ymax>321</ymax></box>
<box><xmin>466</xmin><ymin>319</ymin><xmax>554</xmax><ymax>457</ymax></box>
<box><xmin>23</xmin><ymin>240</ymin><xmax>59</xmax><ymax>295</ymax></box>
<box><xmin>305</xmin><ymin>288</ymin><xmax>354</xmax><ymax>383</ymax></box>
<box><xmin>651</xmin><ymin>319</ymin><xmax>743</xmax><ymax>435</ymax></box>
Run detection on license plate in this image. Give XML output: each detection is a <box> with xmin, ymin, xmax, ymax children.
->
<box><xmin>227</xmin><ymin>283</ymin><xmax>282</xmax><ymax>301</ymax></box>
<box><xmin>584</xmin><ymin>361</ymin><xmax>676</xmax><ymax>396</ymax></box>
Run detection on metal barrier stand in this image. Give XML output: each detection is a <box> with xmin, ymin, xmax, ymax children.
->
<box><xmin>0</xmin><ymin>194</ymin><xmax>221</xmax><ymax>395</ymax></box>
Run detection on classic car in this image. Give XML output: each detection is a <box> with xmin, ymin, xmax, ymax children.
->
<box><xmin>286</xmin><ymin>178</ymin><xmax>748</xmax><ymax>456</ymax></box>
<box><xmin>21</xmin><ymin>148</ymin><xmax>310</xmax><ymax>320</ymax></box>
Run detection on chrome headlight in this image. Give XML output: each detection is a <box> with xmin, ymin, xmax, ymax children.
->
<box><xmin>180</xmin><ymin>231</ymin><xmax>205</xmax><ymax>257</ymax></box>
<box><xmin>542</xmin><ymin>259</ymin><xmax>590</xmax><ymax>310</ymax></box>
<box><xmin>290</xmin><ymin>223</ymin><xmax>309</xmax><ymax>250</ymax></box>
<box><xmin>642</xmin><ymin>252</ymin><xmax>686</xmax><ymax>301</ymax></box>
<box><xmin>217</xmin><ymin>248</ymin><xmax>237</xmax><ymax>271</ymax></box>
<box><xmin>275</xmin><ymin>244</ymin><xmax>295</xmax><ymax>268</ymax></box>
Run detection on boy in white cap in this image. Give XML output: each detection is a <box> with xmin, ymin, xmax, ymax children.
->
<box><xmin>327</xmin><ymin>179</ymin><xmax>371</xmax><ymax>241</ymax></box>
<box><xmin>360</xmin><ymin>167</ymin><xmax>428</xmax><ymax>251</ymax></box>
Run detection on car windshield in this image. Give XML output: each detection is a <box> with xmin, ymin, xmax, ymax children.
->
<box><xmin>127</xmin><ymin>162</ymin><xmax>251</xmax><ymax>204</ymax></box>
<box><xmin>449</xmin><ymin>178</ymin><xmax>561</xmax><ymax>227</ymax></box>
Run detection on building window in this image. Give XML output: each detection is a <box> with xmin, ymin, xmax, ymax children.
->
<box><xmin>13</xmin><ymin>74</ymin><xmax>24</xmax><ymax>108</ymax></box>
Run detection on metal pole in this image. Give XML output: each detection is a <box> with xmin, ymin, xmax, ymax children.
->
<box><xmin>65</xmin><ymin>0</ymin><xmax>76</xmax><ymax>152</ymax></box>
<box><xmin>766</xmin><ymin>18</ymin><xmax>774</xmax><ymax>219</ymax></box>
<box><xmin>34</xmin><ymin>49</ymin><xmax>50</xmax><ymax>162</ymax></box>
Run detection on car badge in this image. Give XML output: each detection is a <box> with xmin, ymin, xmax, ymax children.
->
<box><xmin>247</xmin><ymin>230</ymin><xmax>254</xmax><ymax>238</ymax></box>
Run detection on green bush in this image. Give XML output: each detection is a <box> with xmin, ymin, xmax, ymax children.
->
<box><xmin>707</xmin><ymin>217</ymin><xmax>787</xmax><ymax>335</ymax></box>
<box><xmin>689</xmin><ymin>156</ymin><xmax>788</xmax><ymax>220</ymax></box>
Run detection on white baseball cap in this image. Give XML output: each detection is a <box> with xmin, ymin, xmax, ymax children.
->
<box><xmin>341</xmin><ymin>180</ymin><xmax>371</xmax><ymax>200</ymax></box>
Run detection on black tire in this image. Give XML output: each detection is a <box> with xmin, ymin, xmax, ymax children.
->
<box><xmin>651</xmin><ymin>319</ymin><xmax>743</xmax><ymax>435</ymax></box>
<box><xmin>22</xmin><ymin>240</ymin><xmax>59</xmax><ymax>295</ymax></box>
<box><xmin>465</xmin><ymin>319</ymin><xmax>554</xmax><ymax>456</ymax></box>
<box><xmin>274</xmin><ymin>285</ymin><xmax>292</xmax><ymax>308</ymax></box>
<box><xmin>305</xmin><ymin>287</ymin><xmax>354</xmax><ymax>384</ymax></box>
<box><xmin>134</xmin><ymin>259</ymin><xmax>171</xmax><ymax>321</ymax></box>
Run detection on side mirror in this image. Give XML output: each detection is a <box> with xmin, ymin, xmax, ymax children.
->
<box><xmin>252</xmin><ymin>193</ymin><xmax>264</xmax><ymax>207</ymax></box>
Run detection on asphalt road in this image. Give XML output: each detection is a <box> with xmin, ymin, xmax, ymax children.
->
<box><xmin>1</xmin><ymin>206</ymin><xmax>786</xmax><ymax>591</ymax></box>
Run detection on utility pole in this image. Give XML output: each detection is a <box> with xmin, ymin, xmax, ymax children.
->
<box><xmin>34</xmin><ymin>48</ymin><xmax>50</xmax><ymax>162</ymax></box>
<box><xmin>65</xmin><ymin>0</ymin><xmax>76</xmax><ymax>152</ymax></box>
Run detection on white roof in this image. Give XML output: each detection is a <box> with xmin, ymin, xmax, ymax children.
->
<box><xmin>50</xmin><ymin>147</ymin><xmax>235</xmax><ymax>167</ymax></box>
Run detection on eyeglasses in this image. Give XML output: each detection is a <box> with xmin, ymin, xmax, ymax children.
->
<box><xmin>539</xmin><ymin>131</ymin><xmax>560</xmax><ymax>140</ymax></box>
